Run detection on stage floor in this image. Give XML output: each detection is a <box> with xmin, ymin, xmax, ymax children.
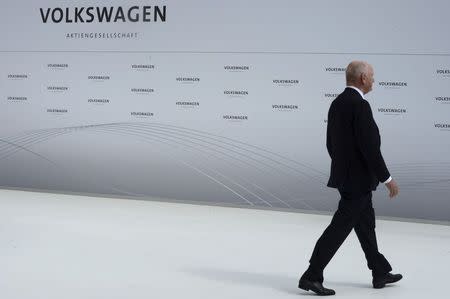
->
<box><xmin>1</xmin><ymin>189</ymin><xmax>449</xmax><ymax>299</ymax></box>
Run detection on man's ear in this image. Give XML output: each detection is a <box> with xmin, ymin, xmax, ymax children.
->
<box><xmin>360</xmin><ymin>73</ymin><xmax>367</xmax><ymax>84</ymax></box>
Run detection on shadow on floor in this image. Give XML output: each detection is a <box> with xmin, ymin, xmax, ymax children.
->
<box><xmin>183</xmin><ymin>267</ymin><xmax>311</xmax><ymax>296</ymax></box>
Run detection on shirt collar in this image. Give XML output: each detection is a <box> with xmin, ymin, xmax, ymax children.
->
<box><xmin>347</xmin><ymin>86</ymin><xmax>365</xmax><ymax>99</ymax></box>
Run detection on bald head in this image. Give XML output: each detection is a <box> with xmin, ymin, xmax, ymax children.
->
<box><xmin>345</xmin><ymin>61</ymin><xmax>374</xmax><ymax>94</ymax></box>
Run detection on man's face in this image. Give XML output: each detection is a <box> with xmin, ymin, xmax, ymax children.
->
<box><xmin>362</xmin><ymin>65</ymin><xmax>375</xmax><ymax>94</ymax></box>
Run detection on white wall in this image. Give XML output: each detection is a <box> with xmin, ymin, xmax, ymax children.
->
<box><xmin>1</xmin><ymin>0</ymin><xmax>449</xmax><ymax>221</ymax></box>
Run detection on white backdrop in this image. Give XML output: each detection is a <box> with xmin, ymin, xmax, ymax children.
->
<box><xmin>1</xmin><ymin>0</ymin><xmax>449</xmax><ymax>221</ymax></box>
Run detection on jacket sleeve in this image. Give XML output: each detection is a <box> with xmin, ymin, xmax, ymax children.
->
<box><xmin>354</xmin><ymin>100</ymin><xmax>390</xmax><ymax>182</ymax></box>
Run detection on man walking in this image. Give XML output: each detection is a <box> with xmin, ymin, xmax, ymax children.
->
<box><xmin>298</xmin><ymin>61</ymin><xmax>402</xmax><ymax>296</ymax></box>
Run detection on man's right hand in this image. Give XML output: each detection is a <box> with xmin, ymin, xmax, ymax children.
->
<box><xmin>385</xmin><ymin>179</ymin><xmax>399</xmax><ymax>198</ymax></box>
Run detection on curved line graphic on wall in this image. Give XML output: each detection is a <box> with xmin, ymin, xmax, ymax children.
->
<box><xmin>3</xmin><ymin>122</ymin><xmax>328</xmax><ymax>181</ymax></box>
<box><xmin>1</xmin><ymin>122</ymin><xmax>332</xmax><ymax>209</ymax></box>
<box><xmin>82</xmin><ymin>126</ymin><xmax>300</xmax><ymax>209</ymax></box>
<box><xmin>0</xmin><ymin>138</ymin><xmax>57</xmax><ymax>165</ymax></box>
<box><xmin>1</xmin><ymin>122</ymin><xmax>449</xmax><ymax>203</ymax></box>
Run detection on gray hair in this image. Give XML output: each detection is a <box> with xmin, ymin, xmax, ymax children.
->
<box><xmin>346</xmin><ymin>61</ymin><xmax>369</xmax><ymax>84</ymax></box>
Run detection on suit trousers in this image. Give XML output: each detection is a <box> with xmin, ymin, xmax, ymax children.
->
<box><xmin>302</xmin><ymin>190</ymin><xmax>392</xmax><ymax>282</ymax></box>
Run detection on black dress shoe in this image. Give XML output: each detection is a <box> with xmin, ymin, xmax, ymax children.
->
<box><xmin>372</xmin><ymin>272</ymin><xmax>403</xmax><ymax>289</ymax></box>
<box><xmin>298</xmin><ymin>278</ymin><xmax>335</xmax><ymax>296</ymax></box>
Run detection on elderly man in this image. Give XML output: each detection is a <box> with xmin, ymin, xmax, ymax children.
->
<box><xmin>298</xmin><ymin>61</ymin><xmax>402</xmax><ymax>296</ymax></box>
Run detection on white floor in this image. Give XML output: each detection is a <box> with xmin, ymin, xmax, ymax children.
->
<box><xmin>1</xmin><ymin>189</ymin><xmax>449</xmax><ymax>299</ymax></box>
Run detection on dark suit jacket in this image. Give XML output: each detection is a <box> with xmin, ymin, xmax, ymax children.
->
<box><xmin>326</xmin><ymin>87</ymin><xmax>390</xmax><ymax>194</ymax></box>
